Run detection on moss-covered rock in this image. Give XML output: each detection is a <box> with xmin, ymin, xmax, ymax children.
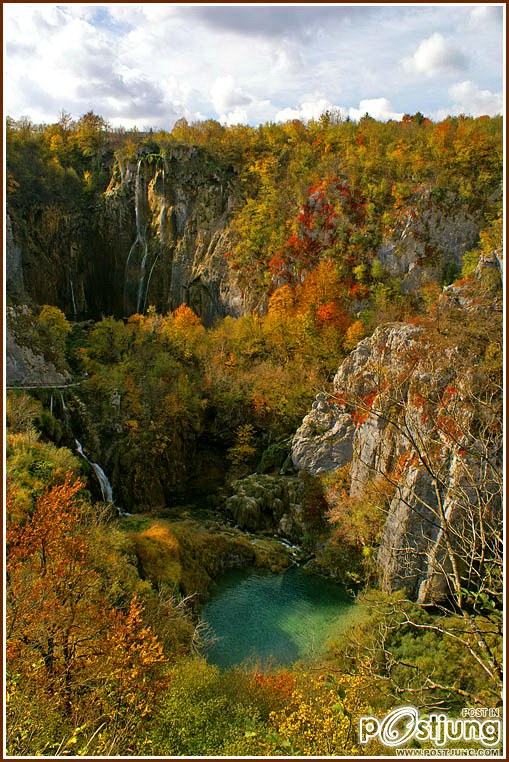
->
<box><xmin>223</xmin><ymin>474</ymin><xmax>304</xmax><ymax>538</ymax></box>
<box><xmin>124</xmin><ymin>515</ymin><xmax>291</xmax><ymax>601</ymax></box>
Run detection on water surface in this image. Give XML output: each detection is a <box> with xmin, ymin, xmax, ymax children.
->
<box><xmin>202</xmin><ymin>566</ymin><xmax>358</xmax><ymax>668</ymax></box>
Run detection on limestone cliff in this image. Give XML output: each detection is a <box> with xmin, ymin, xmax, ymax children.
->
<box><xmin>291</xmin><ymin>255</ymin><xmax>502</xmax><ymax>602</ymax></box>
<box><xmin>102</xmin><ymin>146</ymin><xmax>244</xmax><ymax>323</ymax></box>
<box><xmin>8</xmin><ymin>145</ymin><xmax>244</xmax><ymax>324</ymax></box>
<box><xmin>6</xmin><ymin>306</ymin><xmax>70</xmax><ymax>387</ymax></box>
<box><xmin>378</xmin><ymin>191</ymin><xmax>481</xmax><ymax>292</ymax></box>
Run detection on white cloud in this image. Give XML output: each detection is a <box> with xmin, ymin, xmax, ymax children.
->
<box><xmin>210</xmin><ymin>76</ymin><xmax>251</xmax><ymax>114</ymax></box>
<box><xmin>275</xmin><ymin>97</ymin><xmax>344</xmax><ymax>123</ymax></box>
<box><xmin>470</xmin><ymin>6</ymin><xmax>501</xmax><ymax>23</ymax></box>
<box><xmin>403</xmin><ymin>33</ymin><xmax>467</xmax><ymax>77</ymax></box>
<box><xmin>4</xmin><ymin>5</ymin><xmax>503</xmax><ymax>128</ymax></box>
<box><xmin>348</xmin><ymin>97</ymin><xmax>403</xmax><ymax>121</ymax></box>
<box><xmin>275</xmin><ymin>96</ymin><xmax>403</xmax><ymax>124</ymax></box>
<box><xmin>210</xmin><ymin>76</ymin><xmax>275</xmax><ymax>126</ymax></box>
<box><xmin>435</xmin><ymin>80</ymin><xmax>503</xmax><ymax>119</ymax></box>
<box><xmin>220</xmin><ymin>107</ymin><xmax>249</xmax><ymax>127</ymax></box>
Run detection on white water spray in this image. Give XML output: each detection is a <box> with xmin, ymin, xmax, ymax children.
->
<box><xmin>124</xmin><ymin>158</ymin><xmax>149</xmax><ymax>313</ymax></box>
<box><xmin>69</xmin><ymin>274</ymin><xmax>77</xmax><ymax>317</ymax></box>
<box><xmin>75</xmin><ymin>439</ymin><xmax>117</xmax><ymax>508</ymax></box>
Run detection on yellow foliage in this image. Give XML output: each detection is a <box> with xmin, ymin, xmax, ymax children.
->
<box><xmin>343</xmin><ymin>319</ymin><xmax>366</xmax><ymax>351</ymax></box>
<box><xmin>269</xmin><ymin>672</ymin><xmax>379</xmax><ymax>755</ymax></box>
<box><xmin>131</xmin><ymin>521</ymin><xmax>182</xmax><ymax>590</ymax></box>
<box><xmin>268</xmin><ymin>285</ymin><xmax>295</xmax><ymax>315</ymax></box>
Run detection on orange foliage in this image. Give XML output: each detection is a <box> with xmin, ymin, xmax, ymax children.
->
<box><xmin>351</xmin><ymin>390</ymin><xmax>377</xmax><ymax>427</ymax></box>
<box><xmin>268</xmin><ymin>284</ymin><xmax>295</xmax><ymax>315</ymax></box>
<box><xmin>344</xmin><ymin>319</ymin><xmax>366</xmax><ymax>350</ymax></box>
<box><xmin>252</xmin><ymin>670</ymin><xmax>296</xmax><ymax>701</ymax></box>
<box><xmin>7</xmin><ymin>476</ymin><xmax>166</xmax><ymax>720</ymax></box>
<box><xmin>315</xmin><ymin>301</ymin><xmax>347</xmax><ymax>327</ymax></box>
<box><xmin>172</xmin><ymin>304</ymin><xmax>202</xmax><ymax>328</ymax></box>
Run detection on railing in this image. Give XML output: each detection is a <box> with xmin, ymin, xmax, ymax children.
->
<box><xmin>6</xmin><ymin>380</ymin><xmax>84</xmax><ymax>390</ymax></box>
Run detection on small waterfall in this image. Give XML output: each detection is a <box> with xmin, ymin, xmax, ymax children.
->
<box><xmin>75</xmin><ymin>439</ymin><xmax>124</xmax><ymax>514</ymax></box>
<box><xmin>69</xmin><ymin>274</ymin><xmax>77</xmax><ymax>318</ymax></box>
<box><xmin>136</xmin><ymin>247</ymin><xmax>149</xmax><ymax>313</ymax></box>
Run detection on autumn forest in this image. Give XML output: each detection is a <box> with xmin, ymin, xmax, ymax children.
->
<box><xmin>5</xmin><ymin>107</ymin><xmax>503</xmax><ymax>756</ymax></box>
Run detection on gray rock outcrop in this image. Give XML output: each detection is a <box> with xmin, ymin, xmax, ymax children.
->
<box><xmin>291</xmin><ymin>261</ymin><xmax>502</xmax><ymax>602</ymax></box>
<box><xmin>224</xmin><ymin>474</ymin><xmax>305</xmax><ymax>541</ymax></box>
<box><xmin>6</xmin><ymin>310</ymin><xmax>70</xmax><ymax>387</ymax></box>
<box><xmin>377</xmin><ymin>194</ymin><xmax>480</xmax><ymax>292</ymax></box>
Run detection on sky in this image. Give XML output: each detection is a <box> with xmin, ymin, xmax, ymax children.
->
<box><xmin>4</xmin><ymin>3</ymin><xmax>505</xmax><ymax>129</ymax></box>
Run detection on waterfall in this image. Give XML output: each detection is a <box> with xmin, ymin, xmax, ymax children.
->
<box><xmin>142</xmin><ymin>166</ymin><xmax>166</xmax><ymax>313</ymax></box>
<box><xmin>135</xmin><ymin>160</ymin><xmax>150</xmax><ymax>313</ymax></box>
<box><xmin>124</xmin><ymin>158</ymin><xmax>149</xmax><ymax>314</ymax></box>
<box><xmin>74</xmin><ymin>440</ymin><xmax>130</xmax><ymax>516</ymax></box>
<box><xmin>136</xmin><ymin>247</ymin><xmax>149</xmax><ymax>313</ymax></box>
<box><xmin>69</xmin><ymin>274</ymin><xmax>77</xmax><ymax>317</ymax></box>
<box><xmin>75</xmin><ymin>439</ymin><xmax>122</xmax><ymax>513</ymax></box>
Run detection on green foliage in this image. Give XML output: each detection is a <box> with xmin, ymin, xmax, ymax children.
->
<box><xmin>36</xmin><ymin>305</ymin><xmax>72</xmax><ymax>369</ymax></box>
<box><xmin>461</xmin><ymin>248</ymin><xmax>481</xmax><ymax>277</ymax></box>
<box><xmin>332</xmin><ymin>591</ymin><xmax>502</xmax><ymax>710</ymax></box>
<box><xmin>150</xmin><ymin>658</ymin><xmax>274</xmax><ymax>756</ymax></box>
<box><xmin>370</xmin><ymin>257</ymin><xmax>384</xmax><ymax>280</ymax></box>
<box><xmin>6</xmin><ymin>428</ymin><xmax>82</xmax><ymax>523</ymax></box>
<box><xmin>227</xmin><ymin>423</ymin><xmax>258</xmax><ymax>473</ymax></box>
<box><xmin>257</xmin><ymin>441</ymin><xmax>290</xmax><ymax>473</ymax></box>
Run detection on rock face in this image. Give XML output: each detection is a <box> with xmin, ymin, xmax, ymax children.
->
<box><xmin>291</xmin><ymin>260</ymin><xmax>502</xmax><ymax>602</ymax></box>
<box><xmin>291</xmin><ymin>393</ymin><xmax>355</xmax><ymax>474</ymax></box>
<box><xmin>6</xmin><ymin>214</ymin><xmax>25</xmax><ymax>300</ymax></box>
<box><xmin>104</xmin><ymin>146</ymin><xmax>244</xmax><ymax>323</ymax></box>
<box><xmin>292</xmin><ymin>322</ymin><xmax>421</xmax><ymax>478</ymax></box>
<box><xmin>378</xmin><ymin>195</ymin><xmax>480</xmax><ymax>292</ymax></box>
<box><xmin>9</xmin><ymin>145</ymin><xmax>244</xmax><ymax>325</ymax></box>
<box><xmin>6</xmin><ymin>306</ymin><xmax>70</xmax><ymax>387</ymax></box>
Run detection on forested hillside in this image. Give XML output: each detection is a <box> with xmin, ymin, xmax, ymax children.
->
<box><xmin>6</xmin><ymin>111</ymin><xmax>503</xmax><ymax>756</ymax></box>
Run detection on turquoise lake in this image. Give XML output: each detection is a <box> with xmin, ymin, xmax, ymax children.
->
<box><xmin>202</xmin><ymin>566</ymin><xmax>358</xmax><ymax>668</ymax></box>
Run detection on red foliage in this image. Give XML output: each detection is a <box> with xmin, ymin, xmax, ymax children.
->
<box><xmin>351</xmin><ymin>390</ymin><xmax>378</xmax><ymax>427</ymax></box>
<box><xmin>442</xmin><ymin>385</ymin><xmax>458</xmax><ymax>404</ymax></box>
<box><xmin>349</xmin><ymin>283</ymin><xmax>370</xmax><ymax>299</ymax></box>
<box><xmin>317</xmin><ymin>302</ymin><xmax>351</xmax><ymax>332</ymax></box>
<box><xmin>268</xmin><ymin>253</ymin><xmax>287</xmax><ymax>274</ymax></box>
<box><xmin>252</xmin><ymin>670</ymin><xmax>295</xmax><ymax>700</ymax></box>
<box><xmin>271</xmin><ymin>176</ymin><xmax>366</xmax><ymax>285</ymax></box>
<box><xmin>436</xmin><ymin>414</ymin><xmax>463</xmax><ymax>442</ymax></box>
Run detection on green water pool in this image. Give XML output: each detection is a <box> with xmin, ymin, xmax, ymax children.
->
<box><xmin>202</xmin><ymin>565</ymin><xmax>358</xmax><ymax>668</ymax></box>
